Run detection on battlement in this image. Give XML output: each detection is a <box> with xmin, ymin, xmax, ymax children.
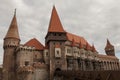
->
<box><xmin>16</xmin><ymin>45</ymin><xmax>36</xmax><ymax>52</ymax></box>
<box><xmin>17</xmin><ymin>66</ymin><xmax>34</xmax><ymax>73</ymax></box>
<box><xmin>3</xmin><ymin>38</ymin><xmax>20</xmax><ymax>49</ymax></box>
<box><xmin>3</xmin><ymin>44</ymin><xmax>17</xmax><ymax>49</ymax></box>
<box><xmin>33</xmin><ymin>62</ymin><xmax>48</xmax><ymax>69</ymax></box>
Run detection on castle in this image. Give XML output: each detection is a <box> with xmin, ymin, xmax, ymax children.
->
<box><xmin>2</xmin><ymin>6</ymin><xmax>120</xmax><ymax>80</ymax></box>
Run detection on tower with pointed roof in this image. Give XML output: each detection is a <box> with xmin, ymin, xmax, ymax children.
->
<box><xmin>45</xmin><ymin>6</ymin><xmax>67</xmax><ymax>43</ymax></box>
<box><xmin>105</xmin><ymin>39</ymin><xmax>115</xmax><ymax>56</ymax></box>
<box><xmin>3</xmin><ymin>9</ymin><xmax>20</xmax><ymax>80</ymax></box>
<box><xmin>45</xmin><ymin>6</ymin><xmax>67</xmax><ymax>80</ymax></box>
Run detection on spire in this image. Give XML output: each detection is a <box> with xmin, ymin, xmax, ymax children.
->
<box><xmin>14</xmin><ymin>8</ymin><xmax>16</xmax><ymax>16</ymax></box>
<box><xmin>107</xmin><ymin>39</ymin><xmax>111</xmax><ymax>45</ymax></box>
<box><xmin>105</xmin><ymin>39</ymin><xmax>114</xmax><ymax>50</ymax></box>
<box><xmin>48</xmin><ymin>6</ymin><xmax>65</xmax><ymax>32</ymax></box>
<box><xmin>4</xmin><ymin>9</ymin><xmax>20</xmax><ymax>40</ymax></box>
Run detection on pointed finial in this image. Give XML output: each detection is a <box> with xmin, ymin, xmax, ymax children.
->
<box><xmin>14</xmin><ymin>8</ymin><xmax>16</xmax><ymax>16</ymax></box>
<box><xmin>4</xmin><ymin>8</ymin><xmax>20</xmax><ymax>40</ymax></box>
<box><xmin>53</xmin><ymin>5</ymin><xmax>55</xmax><ymax>8</ymax></box>
<box><xmin>107</xmin><ymin>38</ymin><xmax>111</xmax><ymax>45</ymax></box>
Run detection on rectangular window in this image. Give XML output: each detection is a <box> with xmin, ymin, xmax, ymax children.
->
<box><xmin>57</xmin><ymin>50</ymin><xmax>59</xmax><ymax>55</ymax></box>
<box><xmin>25</xmin><ymin>61</ymin><xmax>29</xmax><ymax>66</ymax></box>
<box><xmin>46</xmin><ymin>52</ymin><xmax>48</xmax><ymax>56</ymax></box>
<box><xmin>67</xmin><ymin>49</ymin><xmax>71</xmax><ymax>53</ymax></box>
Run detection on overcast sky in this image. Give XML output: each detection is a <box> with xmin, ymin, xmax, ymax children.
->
<box><xmin>0</xmin><ymin>0</ymin><xmax>120</xmax><ymax>64</ymax></box>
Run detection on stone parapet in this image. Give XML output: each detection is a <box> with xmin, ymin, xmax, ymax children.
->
<box><xmin>17</xmin><ymin>66</ymin><xmax>34</xmax><ymax>73</ymax></box>
<box><xmin>33</xmin><ymin>62</ymin><xmax>48</xmax><ymax>69</ymax></box>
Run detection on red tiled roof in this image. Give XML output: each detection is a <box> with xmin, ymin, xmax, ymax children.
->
<box><xmin>24</xmin><ymin>38</ymin><xmax>44</xmax><ymax>50</ymax></box>
<box><xmin>79</xmin><ymin>41</ymin><xmax>83</xmax><ymax>48</ymax></box>
<box><xmin>48</xmin><ymin>6</ymin><xmax>65</xmax><ymax>32</ymax></box>
<box><xmin>71</xmin><ymin>39</ymin><xmax>75</xmax><ymax>47</ymax></box>
<box><xmin>47</xmin><ymin>6</ymin><xmax>96</xmax><ymax>50</ymax></box>
<box><xmin>66</xmin><ymin>32</ymin><xmax>88</xmax><ymax>46</ymax></box>
<box><xmin>86</xmin><ymin>42</ymin><xmax>92</xmax><ymax>50</ymax></box>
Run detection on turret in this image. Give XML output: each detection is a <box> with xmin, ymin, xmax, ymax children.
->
<box><xmin>3</xmin><ymin>9</ymin><xmax>20</xmax><ymax>49</ymax></box>
<box><xmin>105</xmin><ymin>39</ymin><xmax>115</xmax><ymax>56</ymax></box>
<box><xmin>45</xmin><ymin>6</ymin><xmax>67</xmax><ymax>44</ymax></box>
<box><xmin>45</xmin><ymin>6</ymin><xmax>67</xmax><ymax>80</ymax></box>
<box><xmin>3</xmin><ymin>9</ymin><xmax>20</xmax><ymax>80</ymax></box>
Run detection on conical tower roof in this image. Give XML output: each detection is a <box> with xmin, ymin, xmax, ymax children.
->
<box><xmin>48</xmin><ymin>6</ymin><xmax>65</xmax><ymax>32</ymax></box>
<box><xmin>4</xmin><ymin>10</ymin><xmax>20</xmax><ymax>40</ymax></box>
<box><xmin>105</xmin><ymin>39</ymin><xmax>114</xmax><ymax>50</ymax></box>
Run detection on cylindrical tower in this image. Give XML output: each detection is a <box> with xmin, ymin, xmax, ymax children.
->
<box><xmin>3</xmin><ymin>10</ymin><xmax>20</xmax><ymax>80</ymax></box>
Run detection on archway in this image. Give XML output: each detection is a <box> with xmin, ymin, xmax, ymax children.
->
<box><xmin>55</xmin><ymin>68</ymin><xmax>61</xmax><ymax>71</ymax></box>
<box><xmin>54</xmin><ymin>68</ymin><xmax>62</xmax><ymax>80</ymax></box>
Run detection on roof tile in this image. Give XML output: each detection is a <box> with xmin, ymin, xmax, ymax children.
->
<box><xmin>66</xmin><ymin>32</ymin><xmax>88</xmax><ymax>46</ymax></box>
<box><xmin>24</xmin><ymin>38</ymin><xmax>44</xmax><ymax>50</ymax></box>
<box><xmin>5</xmin><ymin>11</ymin><xmax>20</xmax><ymax>39</ymax></box>
<box><xmin>48</xmin><ymin>6</ymin><xmax>65</xmax><ymax>32</ymax></box>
